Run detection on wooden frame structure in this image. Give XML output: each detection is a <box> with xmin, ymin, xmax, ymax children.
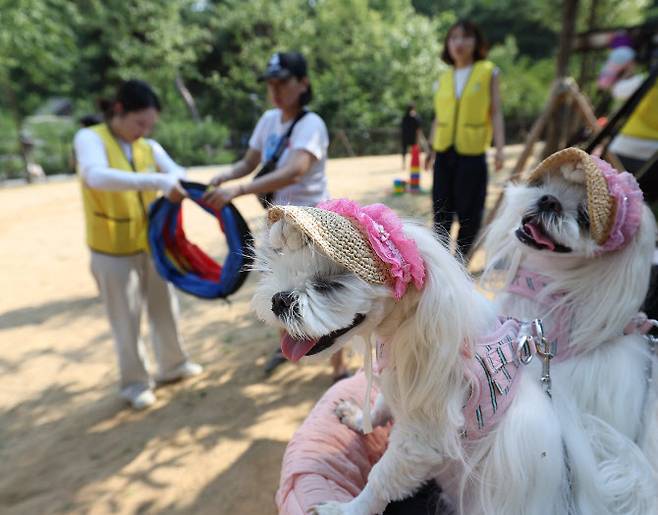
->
<box><xmin>476</xmin><ymin>77</ymin><xmax>618</xmax><ymax>239</ymax></box>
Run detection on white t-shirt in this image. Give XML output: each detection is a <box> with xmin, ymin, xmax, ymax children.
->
<box><xmin>454</xmin><ymin>65</ymin><xmax>473</xmax><ymax>99</ymax></box>
<box><xmin>74</xmin><ymin>127</ymin><xmax>185</xmax><ymax>193</ymax></box>
<box><xmin>249</xmin><ymin>109</ymin><xmax>329</xmax><ymax>207</ymax></box>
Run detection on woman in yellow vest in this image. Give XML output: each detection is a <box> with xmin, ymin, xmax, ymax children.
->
<box><xmin>426</xmin><ymin>20</ymin><xmax>505</xmax><ymax>260</ymax></box>
<box><xmin>74</xmin><ymin>80</ymin><xmax>202</xmax><ymax>410</ymax></box>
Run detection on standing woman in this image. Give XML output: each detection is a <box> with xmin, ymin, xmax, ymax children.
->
<box><xmin>74</xmin><ymin>80</ymin><xmax>202</xmax><ymax>410</ymax></box>
<box><xmin>426</xmin><ymin>20</ymin><xmax>505</xmax><ymax>260</ymax></box>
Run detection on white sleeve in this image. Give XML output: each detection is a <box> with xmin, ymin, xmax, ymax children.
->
<box><xmin>74</xmin><ymin>129</ymin><xmax>177</xmax><ymax>193</ymax></box>
<box><xmin>146</xmin><ymin>139</ymin><xmax>186</xmax><ymax>179</ymax></box>
<box><xmin>611</xmin><ymin>74</ymin><xmax>645</xmax><ymax>101</ymax></box>
<box><xmin>248</xmin><ymin>112</ymin><xmax>270</xmax><ymax>152</ymax></box>
<box><xmin>289</xmin><ymin>114</ymin><xmax>329</xmax><ymax>161</ymax></box>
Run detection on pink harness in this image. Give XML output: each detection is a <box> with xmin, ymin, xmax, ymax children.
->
<box><xmin>506</xmin><ymin>268</ymin><xmax>654</xmax><ymax>355</ymax></box>
<box><xmin>376</xmin><ymin>317</ymin><xmax>537</xmax><ymax>439</ymax></box>
<box><xmin>462</xmin><ymin>317</ymin><xmax>525</xmax><ymax>439</ymax></box>
<box><xmin>506</xmin><ymin>268</ymin><xmax>576</xmax><ymax>361</ymax></box>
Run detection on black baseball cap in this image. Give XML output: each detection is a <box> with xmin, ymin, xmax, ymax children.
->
<box><xmin>259</xmin><ymin>52</ymin><xmax>308</xmax><ymax>81</ymax></box>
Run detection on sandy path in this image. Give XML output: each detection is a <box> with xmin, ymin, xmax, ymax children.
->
<box><xmin>0</xmin><ymin>151</ymin><xmax>518</xmax><ymax>514</ymax></box>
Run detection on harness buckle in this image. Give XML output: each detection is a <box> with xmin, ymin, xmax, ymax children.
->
<box><xmin>517</xmin><ymin>335</ymin><xmax>534</xmax><ymax>365</ymax></box>
<box><xmin>530</xmin><ymin>319</ymin><xmax>555</xmax><ymax>398</ymax></box>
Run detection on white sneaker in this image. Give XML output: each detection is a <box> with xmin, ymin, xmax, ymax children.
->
<box><xmin>156</xmin><ymin>361</ymin><xmax>203</xmax><ymax>383</ymax></box>
<box><xmin>121</xmin><ymin>385</ymin><xmax>156</xmax><ymax>410</ymax></box>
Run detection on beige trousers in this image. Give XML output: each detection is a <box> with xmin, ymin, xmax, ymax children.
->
<box><xmin>91</xmin><ymin>251</ymin><xmax>188</xmax><ymax>390</ymax></box>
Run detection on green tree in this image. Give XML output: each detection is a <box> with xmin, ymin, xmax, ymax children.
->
<box><xmin>71</xmin><ymin>0</ymin><xmax>212</xmax><ymax>117</ymax></box>
<box><xmin>196</xmin><ymin>0</ymin><xmax>448</xmax><ymax>148</ymax></box>
<box><xmin>0</xmin><ymin>0</ymin><xmax>80</xmax><ymax>179</ymax></box>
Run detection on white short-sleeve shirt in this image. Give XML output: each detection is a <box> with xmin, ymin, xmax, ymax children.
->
<box><xmin>249</xmin><ymin>109</ymin><xmax>330</xmax><ymax>207</ymax></box>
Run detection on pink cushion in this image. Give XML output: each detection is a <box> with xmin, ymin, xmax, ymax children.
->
<box><xmin>276</xmin><ymin>371</ymin><xmax>390</xmax><ymax>514</ymax></box>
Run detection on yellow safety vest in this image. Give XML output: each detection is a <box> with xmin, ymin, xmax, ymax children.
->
<box><xmin>79</xmin><ymin>123</ymin><xmax>158</xmax><ymax>255</ymax></box>
<box><xmin>621</xmin><ymin>80</ymin><xmax>658</xmax><ymax>140</ymax></box>
<box><xmin>433</xmin><ymin>60</ymin><xmax>494</xmax><ymax>155</ymax></box>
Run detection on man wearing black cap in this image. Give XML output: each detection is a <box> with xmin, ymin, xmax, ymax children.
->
<box><xmin>204</xmin><ymin>52</ymin><xmax>349</xmax><ymax>380</ymax></box>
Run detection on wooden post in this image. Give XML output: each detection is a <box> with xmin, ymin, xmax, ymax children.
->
<box><xmin>336</xmin><ymin>130</ymin><xmax>356</xmax><ymax>157</ymax></box>
<box><xmin>175</xmin><ymin>74</ymin><xmax>201</xmax><ymax>123</ymax></box>
<box><xmin>543</xmin><ymin>0</ymin><xmax>581</xmax><ymax>157</ymax></box>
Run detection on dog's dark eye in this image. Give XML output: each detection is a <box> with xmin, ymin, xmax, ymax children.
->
<box><xmin>312</xmin><ymin>278</ymin><xmax>344</xmax><ymax>293</ymax></box>
<box><xmin>577</xmin><ymin>204</ymin><xmax>590</xmax><ymax>229</ymax></box>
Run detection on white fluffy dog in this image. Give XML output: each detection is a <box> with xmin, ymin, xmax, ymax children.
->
<box><xmin>252</xmin><ymin>200</ymin><xmax>578</xmax><ymax>514</ymax></box>
<box><xmin>482</xmin><ymin>148</ymin><xmax>658</xmax><ymax>513</ymax></box>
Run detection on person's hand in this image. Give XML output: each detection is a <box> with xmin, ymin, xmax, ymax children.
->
<box><xmin>209</xmin><ymin>171</ymin><xmax>228</xmax><ymax>188</ymax></box>
<box><xmin>167</xmin><ymin>181</ymin><xmax>187</xmax><ymax>203</ymax></box>
<box><xmin>424</xmin><ymin>151</ymin><xmax>435</xmax><ymax>171</ymax></box>
<box><xmin>494</xmin><ymin>149</ymin><xmax>505</xmax><ymax>172</ymax></box>
<box><xmin>202</xmin><ymin>185</ymin><xmax>242</xmax><ymax>210</ymax></box>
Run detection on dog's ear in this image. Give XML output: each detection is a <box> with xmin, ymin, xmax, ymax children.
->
<box><xmin>269</xmin><ymin>219</ymin><xmax>308</xmax><ymax>251</ymax></box>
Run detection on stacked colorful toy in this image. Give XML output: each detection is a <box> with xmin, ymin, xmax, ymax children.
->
<box><xmin>393</xmin><ymin>179</ymin><xmax>407</xmax><ymax>195</ymax></box>
<box><xmin>409</xmin><ymin>144</ymin><xmax>421</xmax><ymax>194</ymax></box>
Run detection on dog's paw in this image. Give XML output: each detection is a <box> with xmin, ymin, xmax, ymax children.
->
<box><xmin>311</xmin><ymin>501</ymin><xmax>350</xmax><ymax>515</ymax></box>
<box><xmin>335</xmin><ymin>399</ymin><xmax>364</xmax><ymax>433</ymax></box>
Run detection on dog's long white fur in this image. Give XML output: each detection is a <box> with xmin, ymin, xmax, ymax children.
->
<box><xmin>481</xmin><ymin>174</ymin><xmax>658</xmax><ymax>514</ymax></box>
<box><xmin>253</xmin><ymin>219</ymin><xmax>575</xmax><ymax>514</ymax></box>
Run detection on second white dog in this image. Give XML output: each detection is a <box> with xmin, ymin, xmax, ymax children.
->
<box><xmin>482</xmin><ymin>147</ymin><xmax>658</xmax><ymax>514</ymax></box>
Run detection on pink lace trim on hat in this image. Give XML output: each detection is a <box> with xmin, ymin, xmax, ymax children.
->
<box><xmin>591</xmin><ymin>155</ymin><xmax>643</xmax><ymax>252</ymax></box>
<box><xmin>317</xmin><ymin>199</ymin><xmax>425</xmax><ymax>299</ymax></box>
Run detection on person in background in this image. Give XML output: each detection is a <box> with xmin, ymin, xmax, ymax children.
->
<box><xmin>425</xmin><ymin>19</ymin><xmax>505</xmax><ymax>261</ymax></box>
<box><xmin>400</xmin><ymin>103</ymin><xmax>426</xmax><ymax>169</ymax></box>
<box><xmin>598</xmin><ymin>37</ymin><xmax>658</xmax><ymax>175</ymax></box>
<box><xmin>598</xmin><ymin>36</ymin><xmax>658</xmax><ymax>327</ymax></box>
<box><xmin>203</xmin><ymin>52</ymin><xmax>349</xmax><ymax>382</ymax></box>
<box><xmin>74</xmin><ymin>79</ymin><xmax>202</xmax><ymax>410</ymax></box>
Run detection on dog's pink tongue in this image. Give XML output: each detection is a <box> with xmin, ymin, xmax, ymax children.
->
<box><xmin>280</xmin><ymin>332</ymin><xmax>318</xmax><ymax>363</ymax></box>
<box><xmin>524</xmin><ymin>223</ymin><xmax>556</xmax><ymax>250</ymax></box>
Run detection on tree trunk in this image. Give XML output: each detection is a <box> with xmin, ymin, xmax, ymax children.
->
<box><xmin>175</xmin><ymin>73</ymin><xmax>201</xmax><ymax>123</ymax></box>
<box><xmin>578</xmin><ymin>0</ymin><xmax>601</xmax><ymax>89</ymax></box>
<box><xmin>543</xmin><ymin>0</ymin><xmax>581</xmax><ymax>158</ymax></box>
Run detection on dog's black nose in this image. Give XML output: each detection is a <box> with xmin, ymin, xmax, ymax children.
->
<box><xmin>537</xmin><ymin>195</ymin><xmax>562</xmax><ymax>214</ymax></box>
<box><xmin>272</xmin><ymin>291</ymin><xmax>295</xmax><ymax>317</ymax></box>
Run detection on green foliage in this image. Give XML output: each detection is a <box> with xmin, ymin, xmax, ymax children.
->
<box><xmin>153</xmin><ymin>118</ymin><xmax>234</xmax><ymax>166</ymax></box>
<box><xmin>72</xmin><ymin>0</ymin><xmax>212</xmax><ymax>115</ymax></box>
<box><xmin>0</xmin><ymin>113</ymin><xmax>78</xmax><ymax>179</ymax></box>
<box><xmin>23</xmin><ymin>116</ymin><xmax>78</xmax><ymax>175</ymax></box>
<box><xmin>1</xmin><ymin>0</ymin><xmax>656</xmax><ymax>177</ymax></box>
<box><xmin>199</xmin><ymin>0</ymin><xmax>449</xmax><ymax>136</ymax></box>
<box><xmin>0</xmin><ymin>114</ymin><xmax>17</xmax><ymax>156</ymax></box>
<box><xmin>0</xmin><ymin>0</ymin><xmax>80</xmax><ymax>117</ymax></box>
<box><xmin>489</xmin><ymin>36</ymin><xmax>555</xmax><ymax>122</ymax></box>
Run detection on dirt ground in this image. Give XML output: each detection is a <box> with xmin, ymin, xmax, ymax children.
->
<box><xmin>0</xmin><ymin>150</ymin><xmax>520</xmax><ymax>515</ymax></box>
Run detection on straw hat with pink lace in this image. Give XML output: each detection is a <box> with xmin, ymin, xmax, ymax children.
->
<box><xmin>526</xmin><ymin>147</ymin><xmax>644</xmax><ymax>253</ymax></box>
